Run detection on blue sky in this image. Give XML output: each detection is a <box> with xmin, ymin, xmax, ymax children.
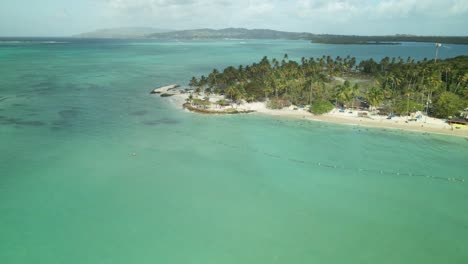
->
<box><xmin>1</xmin><ymin>0</ymin><xmax>467</xmax><ymax>36</ymax></box>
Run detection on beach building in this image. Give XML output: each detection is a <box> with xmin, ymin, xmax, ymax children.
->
<box><xmin>461</xmin><ymin>108</ymin><xmax>468</xmax><ymax>119</ymax></box>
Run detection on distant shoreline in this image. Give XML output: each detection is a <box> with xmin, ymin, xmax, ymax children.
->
<box><xmin>60</xmin><ymin>27</ymin><xmax>468</xmax><ymax>45</ymax></box>
<box><xmin>2</xmin><ymin>36</ymin><xmax>468</xmax><ymax>46</ymax></box>
<box><xmin>311</xmin><ymin>41</ymin><xmax>401</xmax><ymax>45</ymax></box>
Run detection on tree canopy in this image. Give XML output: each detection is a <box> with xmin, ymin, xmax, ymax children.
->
<box><xmin>189</xmin><ymin>55</ymin><xmax>468</xmax><ymax>117</ymax></box>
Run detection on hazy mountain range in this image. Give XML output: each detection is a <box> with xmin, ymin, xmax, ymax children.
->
<box><xmin>75</xmin><ymin>27</ymin><xmax>309</xmax><ymax>40</ymax></box>
<box><xmin>74</xmin><ymin>27</ymin><xmax>170</xmax><ymax>38</ymax></box>
<box><xmin>75</xmin><ymin>27</ymin><xmax>468</xmax><ymax>45</ymax></box>
<box><xmin>147</xmin><ymin>28</ymin><xmax>312</xmax><ymax>40</ymax></box>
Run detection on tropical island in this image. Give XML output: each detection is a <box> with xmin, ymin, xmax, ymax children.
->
<box><xmin>145</xmin><ymin>28</ymin><xmax>468</xmax><ymax>45</ymax></box>
<box><xmin>76</xmin><ymin>27</ymin><xmax>468</xmax><ymax>45</ymax></box>
<box><xmin>156</xmin><ymin>54</ymin><xmax>468</xmax><ymax>136</ymax></box>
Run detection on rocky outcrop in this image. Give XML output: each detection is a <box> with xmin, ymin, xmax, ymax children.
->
<box><xmin>183</xmin><ymin>103</ymin><xmax>255</xmax><ymax>115</ymax></box>
<box><xmin>150</xmin><ymin>84</ymin><xmax>180</xmax><ymax>94</ymax></box>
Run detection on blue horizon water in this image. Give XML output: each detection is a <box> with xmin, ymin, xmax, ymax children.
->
<box><xmin>1</xmin><ymin>39</ymin><xmax>468</xmax><ymax>264</ymax></box>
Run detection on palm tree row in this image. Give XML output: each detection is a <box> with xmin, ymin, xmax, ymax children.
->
<box><xmin>188</xmin><ymin>55</ymin><xmax>468</xmax><ymax>118</ymax></box>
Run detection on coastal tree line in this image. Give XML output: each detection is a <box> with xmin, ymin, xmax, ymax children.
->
<box><xmin>188</xmin><ymin>54</ymin><xmax>468</xmax><ymax>118</ymax></box>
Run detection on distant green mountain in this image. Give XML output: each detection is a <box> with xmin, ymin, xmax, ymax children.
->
<box><xmin>77</xmin><ymin>27</ymin><xmax>468</xmax><ymax>44</ymax></box>
<box><xmin>74</xmin><ymin>27</ymin><xmax>171</xmax><ymax>39</ymax></box>
<box><xmin>146</xmin><ymin>28</ymin><xmax>468</xmax><ymax>45</ymax></box>
<box><xmin>147</xmin><ymin>28</ymin><xmax>313</xmax><ymax>40</ymax></box>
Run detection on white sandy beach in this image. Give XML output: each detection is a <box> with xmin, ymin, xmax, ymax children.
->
<box><xmin>163</xmin><ymin>91</ymin><xmax>468</xmax><ymax>137</ymax></box>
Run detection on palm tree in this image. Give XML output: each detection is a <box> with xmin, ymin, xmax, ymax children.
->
<box><xmin>335</xmin><ymin>83</ymin><xmax>348</xmax><ymax>107</ymax></box>
<box><xmin>207</xmin><ymin>69</ymin><xmax>219</xmax><ymax>88</ymax></box>
<box><xmin>186</xmin><ymin>94</ymin><xmax>193</xmax><ymax>104</ymax></box>
<box><xmin>366</xmin><ymin>84</ymin><xmax>384</xmax><ymax>112</ymax></box>
<box><xmin>349</xmin><ymin>83</ymin><xmax>360</xmax><ymax>111</ymax></box>
<box><xmin>306</xmin><ymin>78</ymin><xmax>314</xmax><ymax>105</ymax></box>
<box><xmin>454</xmin><ymin>73</ymin><xmax>468</xmax><ymax>93</ymax></box>
<box><xmin>189</xmin><ymin>77</ymin><xmax>198</xmax><ymax>89</ymax></box>
<box><xmin>225</xmin><ymin>86</ymin><xmax>238</xmax><ymax>101</ymax></box>
<box><xmin>185</xmin><ymin>54</ymin><xmax>464</xmax><ymax>119</ymax></box>
<box><xmin>386</xmin><ymin>74</ymin><xmax>401</xmax><ymax>113</ymax></box>
<box><xmin>204</xmin><ymin>87</ymin><xmax>212</xmax><ymax>96</ymax></box>
<box><xmin>198</xmin><ymin>75</ymin><xmax>207</xmax><ymax>92</ymax></box>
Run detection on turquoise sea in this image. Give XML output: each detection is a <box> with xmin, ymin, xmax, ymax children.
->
<box><xmin>1</xmin><ymin>39</ymin><xmax>468</xmax><ymax>263</ymax></box>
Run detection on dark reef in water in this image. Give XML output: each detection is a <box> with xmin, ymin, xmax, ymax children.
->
<box><xmin>50</xmin><ymin>119</ymin><xmax>72</xmax><ymax>130</ymax></box>
<box><xmin>142</xmin><ymin>118</ymin><xmax>179</xmax><ymax>126</ymax></box>
<box><xmin>18</xmin><ymin>120</ymin><xmax>46</xmax><ymax>126</ymax></box>
<box><xmin>130</xmin><ymin>110</ymin><xmax>148</xmax><ymax>116</ymax></box>
<box><xmin>0</xmin><ymin>116</ymin><xmax>45</xmax><ymax>127</ymax></box>
<box><xmin>33</xmin><ymin>87</ymin><xmax>54</xmax><ymax>95</ymax></box>
<box><xmin>50</xmin><ymin>108</ymin><xmax>82</xmax><ymax>130</ymax></box>
<box><xmin>58</xmin><ymin>109</ymin><xmax>80</xmax><ymax>118</ymax></box>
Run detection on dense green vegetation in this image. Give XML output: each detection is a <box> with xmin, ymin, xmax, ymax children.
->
<box><xmin>310</xmin><ymin>35</ymin><xmax>468</xmax><ymax>45</ymax></box>
<box><xmin>189</xmin><ymin>55</ymin><xmax>468</xmax><ymax>117</ymax></box>
<box><xmin>147</xmin><ymin>28</ymin><xmax>468</xmax><ymax>45</ymax></box>
<box><xmin>310</xmin><ymin>100</ymin><xmax>335</xmax><ymax>114</ymax></box>
<box><xmin>148</xmin><ymin>28</ymin><xmax>311</xmax><ymax>40</ymax></box>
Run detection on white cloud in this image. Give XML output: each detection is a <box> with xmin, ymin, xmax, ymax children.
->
<box><xmin>374</xmin><ymin>0</ymin><xmax>416</xmax><ymax>17</ymax></box>
<box><xmin>296</xmin><ymin>0</ymin><xmax>468</xmax><ymax>19</ymax></box>
<box><xmin>450</xmin><ymin>0</ymin><xmax>468</xmax><ymax>14</ymax></box>
<box><xmin>245</xmin><ymin>1</ymin><xmax>275</xmax><ymax>15</ymax></box>
<box><xmin>92</xmin><ymin>0</ymin><xmax>468</xmax><ymax>34</ymax></box>
<box><xmin>296</xmin><ymin>0</ymin><xmax>361</xmax><ymax>23</ymax></box>
<box><xmin>54</xmin><ymin>8</ymin><xmax>70</xmax><ymax>19</ymax></box>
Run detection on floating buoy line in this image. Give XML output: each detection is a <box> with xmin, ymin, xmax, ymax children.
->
<box><xmin>171</xmin><ymin>130</ymin><xmax>465</xmax><ymax>184</ymax></box>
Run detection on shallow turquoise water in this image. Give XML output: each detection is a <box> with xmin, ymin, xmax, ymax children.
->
<box><xmin>1</xmin><ymin>39</ymin><xmax>468</xmax><ymax>263</ymax></box>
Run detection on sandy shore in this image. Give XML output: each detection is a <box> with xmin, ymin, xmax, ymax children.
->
<box><xmin>241</xmin><ymin>101</ymin><xmax>468</xmax><ymax>137</ymax></box>
<box><xmin>164</xmin><ymin>92</ymin><xmax>468</xmax><ymax>138</ymax></box>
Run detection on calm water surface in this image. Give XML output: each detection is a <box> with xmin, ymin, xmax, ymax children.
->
<box><xmin>1</xmin><ymin>39</ymin><xmax>468</xmax><ymax>263</ymax></box>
